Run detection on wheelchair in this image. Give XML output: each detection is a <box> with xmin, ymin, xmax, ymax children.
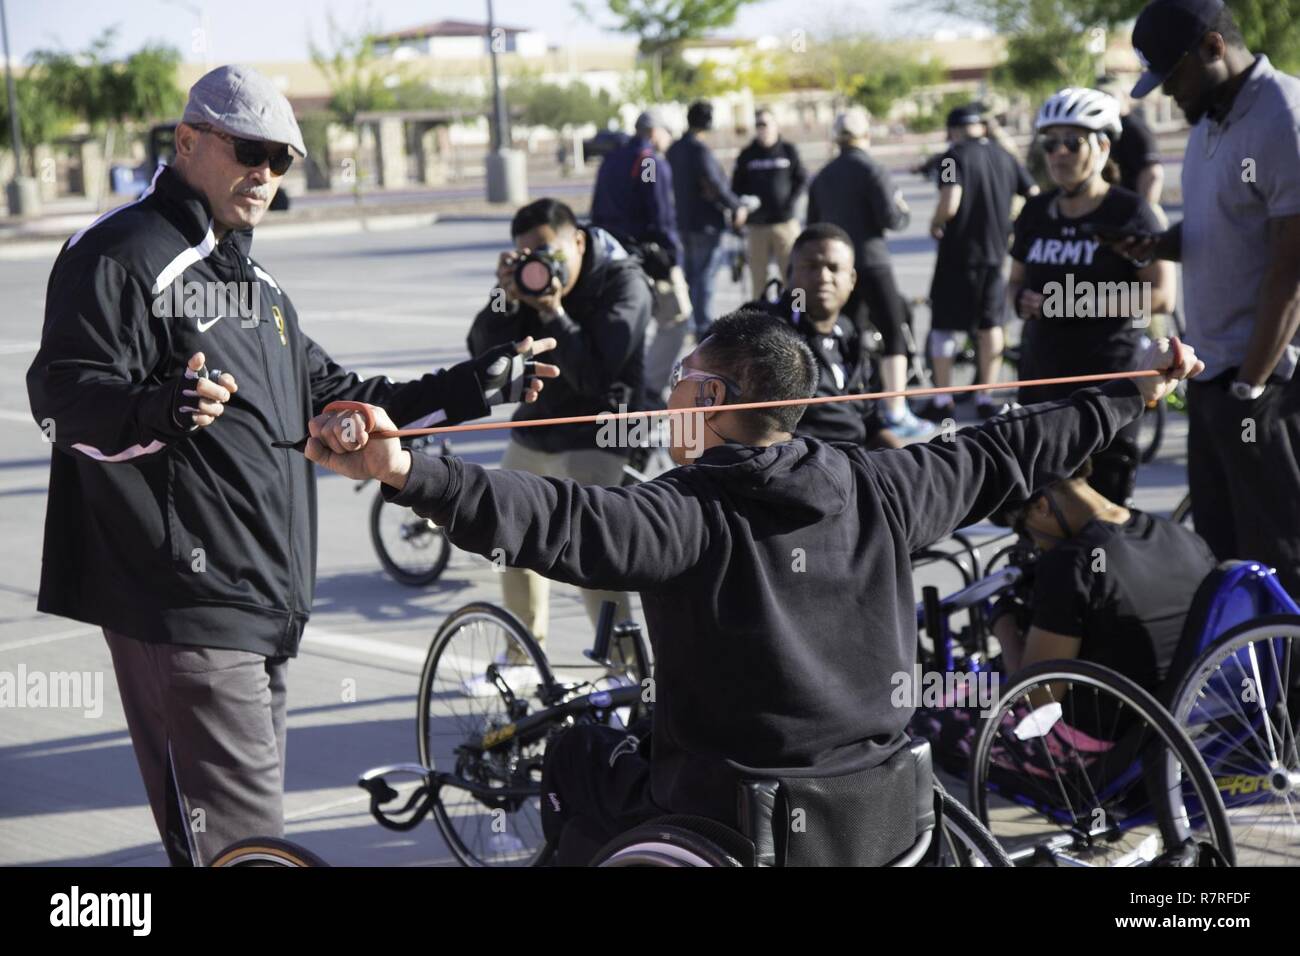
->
<box><xmin>589</xmin><ymin>739</ymin><xmax>1009</xmax><ymax>867</ymax></box>
<box><xmin>915</xmin><ymin>545</ymin><xmax>1299</xmax><ymax>865</ymax></box>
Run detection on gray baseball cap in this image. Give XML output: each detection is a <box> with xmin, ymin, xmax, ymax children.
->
<box><xmin>182</xmin><ymin>65</ymin><xmax>307</xmax><ymax>157</ymax></box>
<box><xmin>634</xmin><ymin>109</ymin><xmax>668</xmax><ymax>133</ymax></box>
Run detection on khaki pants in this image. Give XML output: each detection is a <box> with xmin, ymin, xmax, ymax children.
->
<box><xmin>499</xmin><ymin>440</ymin><xmax>632</xmax><ymax>644</ymax></box>
<box><xmin>644</xmin><ymin>265</ymin><xmax>694</xmax><ymax>402</ymax></box>
<box><xmin>747</xmin><ymin>219</ymin><xmax>800</xmax><ymax>300</ymax></box>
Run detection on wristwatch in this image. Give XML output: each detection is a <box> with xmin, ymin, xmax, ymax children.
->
<box><xmin>1229</xmin><ymin>380</ymin><xmax>1265</xmax><ymax>401</ymax></box>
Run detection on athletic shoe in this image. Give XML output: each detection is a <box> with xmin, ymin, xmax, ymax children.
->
<box><xmin>976</xmin><ymin>401</ymin><xmax>1010</xmax><ymax>420</ymax></box>
<box><xmin>883</xmin><ymin>407</ymin><xmax>938</xmax><ymax>439</ymax></box>
<box><xmin>919</xmin><ymin>400</ymin><xmax>956</xmax><ymax>424</ymax></box>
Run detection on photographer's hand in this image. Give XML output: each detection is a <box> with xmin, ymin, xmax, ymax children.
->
<box><xmin>496</xmin><ymin>250</ymin><xmax>521</xmax><ymax>303</ymax></box>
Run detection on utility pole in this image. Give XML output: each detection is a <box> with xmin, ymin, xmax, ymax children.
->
<box><xmin>483</xmin><ymin>0</ymin><xmax>526</xmax><ymax>203</ymax></box>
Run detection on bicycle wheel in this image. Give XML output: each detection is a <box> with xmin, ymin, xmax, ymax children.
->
<box><xmin>931</xmin><ymin>787</ymin><xmax>1013</xmax><ymax>867</ymax></box>
<box><xmin>1170</xmin><ymin>616</ymin><xmax>1300</xmax><ymax>865</ymax></box>
<box><xmin>369</xmin><ymin>489</ymin><xmax>451</xmax><ymax>587</ymax></box>
<box><xmin>210</xmin><ymin>837</ymin><xmax>328</xmax><ymax>867</ymax></box>
<box><xmin>970</xmin><ymin>660</ymin><xmax>1234</xmax><ymax>866</ymax></box>
<box><xmin>416</xmin><ymin>603</ymin><xmax>554</xmax><ymax>867</ymax></box>
<box><xmin>1139</xmin><ymin>399</ymin><xmax>1167</xmax><ymax>464</ymax></box>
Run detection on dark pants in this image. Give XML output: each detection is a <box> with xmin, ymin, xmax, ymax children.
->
<box><xmin>1187</xmin><ymin>374</ymin><xmax>1300</xmax><ymax>597</ymax></box>
<box><xmin>104</xmin><ymin>630</ymin><xmax>288</xmax><ymax>866</ymax></box>
<box><xmin>540</xmin><ymin>722</ymin><xmax>663</xmax><ymax>866</ymax></box>
<box><xmin>848</xmin><ymin>264</ymin><xmax>911</xmax><ymax>356</ymax></box>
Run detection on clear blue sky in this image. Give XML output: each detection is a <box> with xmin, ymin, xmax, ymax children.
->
<box><xmin>4</xmin><ymin>0</ymin><xmax>978</xmax><ymax>64</ymax></box>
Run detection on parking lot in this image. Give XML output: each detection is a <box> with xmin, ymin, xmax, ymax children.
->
<box><xmin>0</xmin><ymin>179</ymin><xmax>1194</xmax><ymax>865</ymax></box>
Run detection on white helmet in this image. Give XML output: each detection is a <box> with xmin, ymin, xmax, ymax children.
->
<box><xmin>1035</xmin><ymin>88</ymin><xmax>1122</xmax><ymax>139</ymax></box>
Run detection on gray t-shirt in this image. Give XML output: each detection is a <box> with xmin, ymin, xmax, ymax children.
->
<box><xmin>1181</xmin><ymin>55</ymin><xmax>1300</xmax><ymax>381</ymax></box>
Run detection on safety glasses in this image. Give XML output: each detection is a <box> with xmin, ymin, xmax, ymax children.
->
<box><xmin>196</xmin><ymin>125</ymin><xmax>294</xmax><ymax>175</ymax></box>
<box><xmin>1038</xmin><ymin>133</ymin><xmax>1090</xmax><ymax>155</ymax></box>
<box><xmin>668</xmin><ymin>360</ymin><xmax>742</xmax><ymax>398</ymax></box>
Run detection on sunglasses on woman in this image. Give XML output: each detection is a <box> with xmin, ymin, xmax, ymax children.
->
<box><xmin>1038</xmin><ymin>133</ymin><xmax>1089</xmax><ymax>155</ymax></box>
<box><xmin>195</xmin><ymin>125</ymin><xmax>294</xmax><ymax>175</ymax></box>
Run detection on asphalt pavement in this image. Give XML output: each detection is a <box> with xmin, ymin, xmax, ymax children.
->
<box><xmin>0</xmin><ymin>177</ymin><xmax>1193</xmax><ymax>865</ymax></box>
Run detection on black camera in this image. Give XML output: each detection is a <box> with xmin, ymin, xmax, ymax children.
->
<box><xmin>513</xmin><ymin>246</ymin><xmax>570</xmax><ymax>297</ymax></box>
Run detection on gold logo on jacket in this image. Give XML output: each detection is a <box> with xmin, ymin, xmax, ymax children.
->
<box><xmin>271</xmin><ymin>305</ymin><xmax>287</xmax><ymax>346</ymax></box>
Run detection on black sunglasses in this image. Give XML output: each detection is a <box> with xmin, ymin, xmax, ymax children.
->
<box><xmin>196</xmin><ymin>125</ymin><xmax>294</xmax><ymax>175</ymax></box>
<box><xmin>1039</xmin><ymin>133</ymin><xmax>1089</xmax><ymax>155</ymax></box>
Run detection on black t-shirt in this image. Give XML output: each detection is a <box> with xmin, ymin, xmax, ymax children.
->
<box><xmin>1112</xmin><ymin>112</ymin><xmax>1161</xmax><ymax>195</ymax></box>
<box><xmin>1031</xmin><ymin>511</ymin><xmax>1217</xmax><ymax>698</ymax></box>
<box><xmin>937</xmin><ymin>138</ymin><xmax>1036</xmax><ymax>267</ymax></box>
<box><xmin>1011</xmin><ymin>187</ymin><xmax>1162</xmax><ymax>400</ymax></box>
<box><xmin>751</xmin><ymin>293</ymin><xmax>879</xmax><ymax>444</ymax></box>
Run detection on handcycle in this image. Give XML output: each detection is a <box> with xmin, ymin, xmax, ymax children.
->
<box><xmin>910</xmin><ymin>543</ymin><xmax>1240</xmax><ymax>866</ymax></box>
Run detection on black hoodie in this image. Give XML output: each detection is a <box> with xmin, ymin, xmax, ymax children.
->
<box><xmin>383</xmin><ymin>380</ymin><xmax>1146</xmax><ymax>822</ymax></box>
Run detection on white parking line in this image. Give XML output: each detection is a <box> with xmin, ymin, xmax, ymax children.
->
<box><xmin>0</xmin><ymin>626</ymin><xmax>97</xmax><ymax>653</ymax></box>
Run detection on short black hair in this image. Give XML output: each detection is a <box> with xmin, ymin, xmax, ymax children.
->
<box><xmin>511</xmin><ymin>198</ymin><xmax>578</xmax><ymax>238</ymax></box>
<box><xmin>1210</xmin><ymin>7</ymin><xmax>1245</xmax><ymax>49</ymax></box>
<box><xmin>687</xmin><ymin>101</ymin><xmax>714</xmax><ymax>130</ymax></box>
<box><xmin>696</xmin><ymin>309</ymin><xmax>818</xmax><ymax>435</ymax></box>
<box><xmin>791</xmin><ymin>222</ymin><xmax>854</xmax><ymax>259</ymax></box>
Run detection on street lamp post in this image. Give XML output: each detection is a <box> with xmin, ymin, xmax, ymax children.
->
<box><xmin>1</xmin><ymin>0</ymin><xmax>37</xmax><ymax>217</ymax></box>
<box><xmin>483</xmin><ymin>0</ymin><xmax>526</xmax><ymax>204</ymax></box>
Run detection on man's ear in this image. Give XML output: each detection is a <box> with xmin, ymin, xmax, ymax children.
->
<box><xmin>573</xmin><ymin>227</ymin><xmax>587</xmax><ymax>258</ymax></box>
<box><xmin>174</xmin><ymin>123</ymin><xmax>200</xmax><ymax>160</ymax></box>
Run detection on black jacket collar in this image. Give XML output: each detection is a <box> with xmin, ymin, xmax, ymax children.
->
<box><xmin>152</xmin><ymin>164</ymin><xmax>253</xmax><ymax>258</ymax></box>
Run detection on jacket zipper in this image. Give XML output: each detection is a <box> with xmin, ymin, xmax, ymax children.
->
<box><xmin>233</xmin><ymin>241</ymin><xmax>299</xmax><ymax>632</ymax></box>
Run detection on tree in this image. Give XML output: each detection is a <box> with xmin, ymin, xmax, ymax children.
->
<box><xmin>517</xmin><ymin>82</ymin><xmax>620</xmax><ymax>132</ymax></box>
<box><xmin>0</xmin><ymin>75</ymin><xmax>74</xmax><ymax>176</ymax></box>
<box><xmin>308</xmin><ymin>14</ymin><xmax>400</xmax><ymax>128</ymax></box>
<box><xmin>924</xmin><ymin>0</ymin><xmax>1095</xmax><ymax>97</ymax></box>
<box><xmin>580</xmin><ymin>0</ymin><xmax>762</xmax><ymax>98</ymax></box>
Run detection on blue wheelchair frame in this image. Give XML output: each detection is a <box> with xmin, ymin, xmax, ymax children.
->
<box><xmin>915</xmin><ymin>546</ymin><xmax>1300</xmax><ymax>843</ymax></box>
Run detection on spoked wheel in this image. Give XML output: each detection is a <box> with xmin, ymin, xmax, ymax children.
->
<box><xmin>930</xmin><ymin>787</ymin><xmax>1013</xmax><ymax>867</ymax></box>
<box><xmin>416</xmin><ymin>603</ymin><xmax>555</xmax><ymax>866</ymax></box>
<box><xmin>1139</xmin><ymin>399</ymin><xmax>1168</xmax><ymax>464</ymax></box>
<box><xmin>370</xmin><ymin>489</ymin><xmax>451</xmax><ymax>587</ymax></box>
<box><xmin>210</xmin><ymin>837</ymin><xmax>328</xmax><ymax>867</ymax></box>
<box><xmin>1170</xmin><ymin>616</ymin><xmax>1300</xmax><ymax>865</ymax></box>
<box><xmin>970</xmin><ymin>660</ymin><xmax>1234</xmax><ymax>866</ymax></box>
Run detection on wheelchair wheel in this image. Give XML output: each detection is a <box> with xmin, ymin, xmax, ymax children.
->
<box><xmin>593</xmin><ymin>816</ymin><xmax>749</xmax><ymax>867</ymax></box>
<box><xmin>931</xmin><ymin>787</ymin><xmax>1013</xmax><ymax>866</ymax></box>
<box><xmin>1169</xmin><ymin>616</ymin><xmax>1300</xmax><ymax>865</ymax></box>
<box><xmin>417</xmin><ymin>603</ymin><xmax>554</xmax><ymax>867</ymax></box>
<box><xmin>1139</xmin><ymin>399</ymin><xmax>1167</xmax><ymax>464</ymax></box>
<box><xmin>970</xmin><ymin>660</ymin><xmax>1234</xmax><ymax>866</ymax></box>
<box><xmin>370</xmin><ymin>489</ymin><xmax>451</xmax><ymax>587</ymax></box>
<box><xmin>210</xmin><ymin>837</ymin><xmax>328</xmax><ymax>867</ymax></box>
